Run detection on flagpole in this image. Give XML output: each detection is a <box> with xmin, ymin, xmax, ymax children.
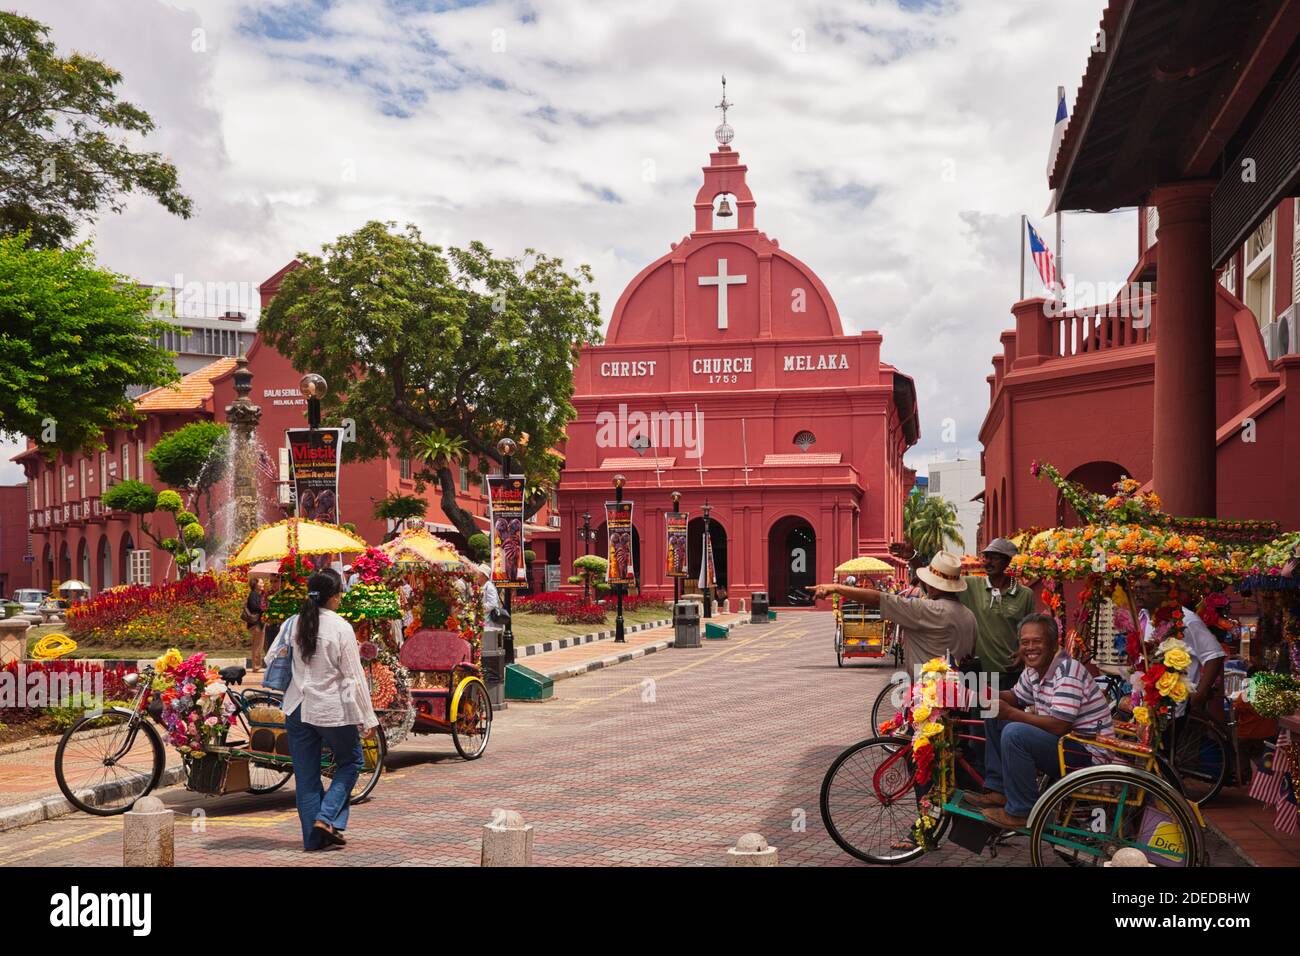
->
<box><xmin>1055</xmin><ymin>85</ymin><xmax>1065</xmax><ymax>304</ymax></box>
<box><xmin>1019</xmin><ymin>214</ymin><xmax>1027</xmax><ymax>300</ymax></box>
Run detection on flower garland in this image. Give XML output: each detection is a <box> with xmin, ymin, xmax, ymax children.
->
<box><xmin>365</xmin><ymin>646</ymin><xmax>414</xmax><ymax>744</ymax></box>
<box><xmin>907</xmin><ymin>658</ymin><xmax>963</xmax><ymax>848</ymax></box>
<box><xmin>151</xmin><ymin>648</ymin><xmax>238</xmax><ymax>753</ymax></box>
<box><xmin>337</xmin><ymin>582</ymin><xmax>402</xmax><ymax>623</ymax></box>
<box><xmin>389</xmin><ymin>565</ymin><xmax>483</xmax><ymax>661</ymax></box>
<box><xmin>1246</xmin><ymin>673</ymin><xmax>1300</xmax><ymax>719</ymax></box>
<box><xmin>350</xmin><ymin>547</ymin><xmax>393</xmax><ymax>584</ymax></box>
<box><xmin>1128</xmin><ymin>631</ymin><xmax>1194</xmax><ymax>737</ymax></box>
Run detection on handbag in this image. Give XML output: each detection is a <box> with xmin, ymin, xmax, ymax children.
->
<box><xmin>263</xmin><ymin>615</ymin><xmax>297</xmax><ymax>692</ymax></box>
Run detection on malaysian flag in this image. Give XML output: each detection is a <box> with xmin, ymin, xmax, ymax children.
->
<box><xmin>1249</xmin><ymin>748</ymin><xmax>1283</xmax><ymax>804</ymax></box>
<box><xmin>1276</xmin><ymin>773</ymin><xmax>1298</xmax><ymax>835</ymax></box>
<box><xmin>1026</xmin><ymin>221</ymin><xmax>1057</xmax><ymax>289</ymax></box>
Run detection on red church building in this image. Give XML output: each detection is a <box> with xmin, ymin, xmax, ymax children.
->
<box><xmin>557</xmin><ymin>123</ymin><xmax>920</xmax><ymax>606</ymax></box>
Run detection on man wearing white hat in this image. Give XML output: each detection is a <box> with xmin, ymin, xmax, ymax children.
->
<box><xmin>816</xmin><ymin>551</ymin><xmax>976</xmax><ymax>678</ymax></box>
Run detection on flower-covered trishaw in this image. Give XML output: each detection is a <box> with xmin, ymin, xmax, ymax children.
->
<box><xmin>819</xmin><ymin>465</ymin><xmax>1244</xmax><ymax>866</ymax></box>
<box><xmin>831</xmin><ymin>556</ymin><xmax>900</xmax><ymax>668</ymax></box>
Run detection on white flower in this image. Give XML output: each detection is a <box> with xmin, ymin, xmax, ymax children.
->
<box><xmin>1155</xmin><ymin>637</ymin><xmax>1189</xmax><ymax>658</ymax></box>
<box><xmin>205</xmin><ymin>680</ymin><xmax>227</xmax><ymax>699</ymax></box>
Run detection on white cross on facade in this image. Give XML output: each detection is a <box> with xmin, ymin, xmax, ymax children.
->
<box><xmin>698</xmin><ymin>258</ymin><xmax>747</xmax><ymax>329</ymax></box>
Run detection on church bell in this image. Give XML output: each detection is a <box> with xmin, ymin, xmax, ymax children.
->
<box><xmin>716</xmin><ymin>195</ymin><xmax>734</xmax><ymax>218</ymax></box>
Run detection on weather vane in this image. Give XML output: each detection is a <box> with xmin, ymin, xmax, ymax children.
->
<box><xmin>714</xmin><ymin>74</ymin><xmax>734</xmax><ymax>145</ymax></box>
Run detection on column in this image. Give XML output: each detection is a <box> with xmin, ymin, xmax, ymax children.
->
<box><xmin>1150</xmin><ymin>182</ymin><xmax>1217</xmax><ymax>517</ymax></box>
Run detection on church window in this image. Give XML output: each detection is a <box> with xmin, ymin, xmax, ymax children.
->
<box><xmin>794</xmin><ymin>430</ymin><xmax>816</xmax><ymax>451</ymax></box>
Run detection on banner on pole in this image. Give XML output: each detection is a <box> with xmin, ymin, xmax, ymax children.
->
<box><xmin>286</xmin><ymin>428</ymin><xmax>343</xmax><ymax>524</ymax></box>
<box><xmin>665</xmin><ymin>512</ymin><xmax>689</xmax><ymax>577</ymax></box>
<box><xmin>606</xmin><ymin>501</ymin><xmax>635</xmax><ymax>586</ymax></box>
<box><xmin>487</xmin><ymin>475</ymin><xmax>528</xmax><ymax>589</ymax></box>
<box><xmin>697</xmin><ymin>528</ymin><xmax>717</xmax><ymax>590</ymax></box>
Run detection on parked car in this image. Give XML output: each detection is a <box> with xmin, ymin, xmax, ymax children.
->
<box><xmin>12</xmin><ymin>589</ymin><xmax>48</xmax><ymax>614</ymax></box>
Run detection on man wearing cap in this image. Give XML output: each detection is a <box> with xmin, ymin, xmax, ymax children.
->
<box><xmin>816</xmin><ymin>551</ymin><xmax>976</xmax><ymax>678</ymax></box>
<box><xmin>958</xmin><ymin>538</ymin><xmax>1035</xmax><ymax>692</ymax></box>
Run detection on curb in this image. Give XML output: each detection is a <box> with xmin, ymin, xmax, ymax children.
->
<box><xmin>517</xmin><ymin>618</ymin><xmax>672</xmax><ymax>658</ymax></box>
<box><xmin>0</xmin><ymin>765</ymin><xmax>186</xmax><ymax>833</ymax></box>
<box><xmin>540</xmin><ymin>617</ymin><xmax>751</xmax><ymax>682</ymax></box>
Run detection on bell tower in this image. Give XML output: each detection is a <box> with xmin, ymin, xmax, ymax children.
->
<box><xmin>693</xmin><ymin>77</ymin><xmax>756</xmax><ymax>234</ymax></box>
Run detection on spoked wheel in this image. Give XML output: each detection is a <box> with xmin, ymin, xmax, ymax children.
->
<box><xmin>1166</xmin><ymin>715</ymin><xmax>1228</xmax><ymax>807</ymax></box>
<box><xmin>835</xmin><ymin>623</ymin><xmax>844</xmax><ymax>668</ymax></box>
<box><xmin>322</xmin><ymin>726</ymin><xmax>387</xmax><ymax>804</ymax></box>
<box><xmin>54</xmin><ymin>710</ymin><xmax>165</xmax><ymax>816</ymax></box>
<box><xmin>452</xmin><ymin>680</ymin><xmax>493</xmax><ymax>760</ymax></box>
<box><xmin>1027</xmin><ymin>765</ymin><xmax>1204</xmax><ymax>867</ymax></box>
<box><xmin>870</xmin><ymin>679</ymin><xmax>911</xmax><ymax>738</ymax></box>
<box><xmin>820</xmin><ymin>736</ymin><xmax>945</xmax><ymax>865</ymax></box>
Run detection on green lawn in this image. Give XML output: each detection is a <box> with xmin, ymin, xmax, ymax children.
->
<box><xmin>510</xmin><ymin>606</ymin><xmax>672</xmax><ymax>647</ymax></box>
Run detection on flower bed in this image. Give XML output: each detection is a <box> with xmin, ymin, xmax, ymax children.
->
<box><xmin>0</xmin><ymin>659</ymin><xmax>138</xmax><ymax>724</ymax></box>
<box><xmin>556</xmin><ymin>603</ymin><xmax>608</xmax><ymax>625</ymax></box>
<box><xmin>515</xmin><ymin>591</ymin><xmax>579</xmax><ymax>615</ymax></box>
<box><xmin>65</xmin><ymin>573</ymin><xmax>248</xmax><ymax>650</ymax></box>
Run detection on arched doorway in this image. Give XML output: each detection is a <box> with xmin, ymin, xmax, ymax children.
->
<box><xmin>686</xmin><ymin>516</ymin><xmax>727</xmax><ymax>595</ymax></box>
<box><xmin>59</xmin><ymin>542</ymin><xmax>71</xmax><ymax>582</ymax></box>
<box><xmin>77</xmin><ymin>539</ymin><xmax>90</xmax><ymax>588</ymax></box>
<box><xmin>119</xmin><ymin>533</ymin><xmax>135</xmax><ymax>586</ymax></box>
<box><xmin>97</xmin><ymin>536</ymin><xmax>114</xmax><ymax>591</ymax></box>
<box><xmin>41</xmin><ymin>544</ymin><xmax>52</xmax><ymax>590</ymax></box>
<box><xmin>768</xmin><ymin>515</ymin><xmax>816</xmax><ymax>606</ymax></box>
<box><xmin>1057</xmin><ymin>461</ymin><xmax>1131</xmax><ymax>526</ymax></box>
<box><xmin>594</xmin><ymin>523</ymin><xmax>642</xmax><ymax>592</ymax></box>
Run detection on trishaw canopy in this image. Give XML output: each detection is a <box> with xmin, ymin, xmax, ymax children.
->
<box><xmin>834</xmin><ymin>556</ymin><xmax>893</xmax><ymax>575</ymax></box>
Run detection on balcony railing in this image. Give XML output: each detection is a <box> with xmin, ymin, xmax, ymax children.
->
<box><xmin>1046</xmin><ymin>296</ymin><xmax>1155</xmax><ymax>360</ymax></box>
<box><xmin>84</xmin><ymin>497</ymin><xmax>104</xmax><ymax>522</ymax></box>
<box><xmin>69</xmin><ymin>501</ymin><xmax>83</xmax><ymax>524</ymax></box>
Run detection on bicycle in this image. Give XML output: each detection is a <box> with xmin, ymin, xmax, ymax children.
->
<box><xmin>54</xmin><ymin>663</ymin><xmax>385</xmax><ymax>816</ymax></box>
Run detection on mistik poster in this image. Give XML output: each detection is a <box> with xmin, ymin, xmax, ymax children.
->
<box><xmin>605</xmin><ymin>501</ymin><xmax>635</xmax><ymax>586</ymax></box>
<box><xmin>665</xmin><ymin>511</ymin><xmax>689</xmax><ymax>577</ymax></box>
<box><xmin>487</xmin><ymin>475</ymin><xmax>527</xmax><ymax>589</ymax></box>
<box><xmin>286</xmin><ymin>428</ymin><xmax>343</xmax><ymax>524</ymax></box>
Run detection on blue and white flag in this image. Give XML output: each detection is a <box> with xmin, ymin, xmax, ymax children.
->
<box><xmin>1045</xmin><ymin>87</ymin><xmax>1069</xmax><ymax>215</ymax></box>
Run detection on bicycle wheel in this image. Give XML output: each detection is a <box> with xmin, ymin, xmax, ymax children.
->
<box><xmin>820</xmin><ymin>736</ymin><xmax>945</xmax><ymax>865</ymax></box>
<box><xmin>452</xmin><ymin>680</ymin><xmax>492</xmax><ymax>760</ymax></box>
<box><xmin>54</xmin><ymin>710</ymin><xmax>165</xmax><ymax>816</ymax></box>
<box><xmin>835</xmin><ymin>622</ymin><xmax>844</xmax><ymax>668</ymax></box>
<box><xmin>870</xmin><ymin>679</ymin><xmax>911</xmax><ymax>737</ymax></box>
<box><xmin>1027</xmin><ymin>765</ymin><xmax>1204</xmax><ymax>867</ymax></box>
<box><xmin>1167</xmin><ymin>715</ymin><xmax>1227</xmax><ymax>806</ymax></box>
<box><xmin>322</xmin><ymin>726</ymin><xmax>387</xmax><ymax>804</ymax></box>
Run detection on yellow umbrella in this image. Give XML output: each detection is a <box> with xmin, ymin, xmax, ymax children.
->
<box><xmin>378</xmin><ymin>528</ymin><xmax>467</xmax><ymax>569</ymax></box>
<box><xmin>228</xmin><ymin>518</ymin><xmax>369</xmax><ymax>567</ymax></box>
<box><xmin>834</xmin><ymin>556</ymin><xmax>894</xmax><ymax>575</ymax></box>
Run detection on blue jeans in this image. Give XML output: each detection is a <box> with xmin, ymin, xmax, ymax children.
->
<box><xmin>285</xmin><ymin>706</ymin><xmax>362</xmax><ymax>849</ymax></box>
<box><xmin>983</xmin><ymin>718</ymin><xmax>1088</xmax><ymax>818</ymax></box>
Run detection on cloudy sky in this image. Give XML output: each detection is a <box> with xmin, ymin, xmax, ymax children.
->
<box><xmin>2</xmin><ymin>0</ymin><xmax>1137</xmax><ymax>483</ymax></box>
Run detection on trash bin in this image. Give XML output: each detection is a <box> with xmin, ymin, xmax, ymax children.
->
<box><xmin>674</xmin><ymin>601</ymin><xmax>701</xmax><ymax>648</ymax></box>
<box><xmin>751</xmin><ymin>591</ymin><xmax>769</xmax><ymax>624</ymax></box>
<box><xmin>481</xmin><ymin>623</ymin><xmax>506</xmax><ymax>708</ymax></box>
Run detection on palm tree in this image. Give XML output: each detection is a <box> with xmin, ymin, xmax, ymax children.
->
<box><xmin>414</xmin><ymin>427</ymin><xmax>468</xmax><ymax>472</ymax></box>
<box><xmin>904</xmin><ymin>495</ymin><xmax>964</xmax><ymax>563</ymax></box>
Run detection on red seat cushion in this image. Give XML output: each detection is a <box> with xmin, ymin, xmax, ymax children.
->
<box><xmin>400</xmin><ymin>628</ymin><xmax>472</xmax><ymax>671</ymax></box>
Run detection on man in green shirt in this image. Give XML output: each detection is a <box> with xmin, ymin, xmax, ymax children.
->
<box><xmin>958</xmin><ymin>538</ymin><xmax>1035</xmax><ymax>692</ymax></box>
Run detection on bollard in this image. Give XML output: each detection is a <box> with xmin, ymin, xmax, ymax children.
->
<box><xmin>481</xmin><ymin>808</ymin><xmax>533</xmax><ymax>866</ymax></box>
<box><xmin>0</xmin><ymin>618</ymin><xmax>29</xmax><ymax>665</ymax></box>
<box><xmin>122</xmin><ymin>796</ymin><xmax>174</xmax><ymax>867</ymax></box>
<box><xmin>1104</xmin><ymin>847</ymin><xmax>1154</xmax><ymax>867</ymax></box>
<box><xmin>726</xmin><ymin>832</ymin><xmax>778</xmax><ymax>867</ymax></box>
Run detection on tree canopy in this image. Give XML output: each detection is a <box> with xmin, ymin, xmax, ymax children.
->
<box><xmin>147</xmin><ymin>421</ymin><xmax>228</xmax><ymax>490</ymax></box>
<box><xmin>903</xmin><ymin>493</ymin><xmax>965</xmax><ymax>563</ymax></box>
<box><xmin>259</xmin><ymin>220</ymin><xmax>602</xmax><ymax>539</ymax></box>
<box><xmin>0</xmin><ymin>235</ymin><xmax>178</xmax><ymax>452</ymax></box>
<box><xmin>0</xmin><ymin>11</ymin><xmax>192</xmax><ymax>247</ymax></box>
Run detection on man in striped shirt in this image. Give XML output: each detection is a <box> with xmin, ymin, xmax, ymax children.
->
<box><xmin>968</xmin><ymin>613</ymin><xmax>1114</xmax><ymax>828</ymax></box>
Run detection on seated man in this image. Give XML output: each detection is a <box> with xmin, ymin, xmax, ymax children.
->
<box><xmin>969</xmin><ymin>613</ymin><xmax>1114</xmax><ymax>829</ymax></box>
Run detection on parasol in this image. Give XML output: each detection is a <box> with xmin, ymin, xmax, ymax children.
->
<box><xmin>228</xmin><ymin>518</ymin><xmax>369</xmax><ymax>567</ymax></box>
<box><xmin>57</xmin><ymin>580</ymin><xmax>90</xmax><ymax>592</ymax></box>
<box><xmin>378</xmin><ymin>528</ymin><xmax>469</xmax><ymax>570</ymax></box>
<box><xmin>834</xmin><ymin>556</ymin><xmax>893</xmax><ymax>576</ymax></box>
<box><xmin>246</xmin><ymin>560</ymin><xmax>281</xmax><ymax>580</ymax></box>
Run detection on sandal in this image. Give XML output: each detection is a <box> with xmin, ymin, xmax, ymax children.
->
<box><xmin>313</xmin><ymin>820</ymin><xmax>347</xmax><ymax>846</ymax></box>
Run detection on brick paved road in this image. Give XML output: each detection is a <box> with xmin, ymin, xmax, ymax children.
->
<box><xmin>0</xmin><ymin>612</ymin><xmax>1247</xmax><ymax>866</ymax></box>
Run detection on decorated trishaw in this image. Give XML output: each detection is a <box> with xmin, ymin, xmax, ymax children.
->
<box><xmin>820</xmin><ymin>463</ymin><xmax>1253</xmax><ymax>866</ymax></box>
<box><xmin>832</xmin><ymin>556</ymin><xmax>899</xmax><ymax>668</ymax></box>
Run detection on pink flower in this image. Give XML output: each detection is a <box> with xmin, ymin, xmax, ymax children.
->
<box><xmin>204</xmin><ymin>716</ymin><xmax>219</xmax><ymax>726</ymax></box>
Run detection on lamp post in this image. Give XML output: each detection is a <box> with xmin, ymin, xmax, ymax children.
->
<box><xmin>497</xmin><ymin>437</ymin><xmax>518</xmax><ymax>665</ymax></box>
<box><xmin>701</xmin><ymin>499</ymin><xmax>713</xmax><ymax>619</ymax></box>
<box><xmin>613</xmin><ymin>473</ymin><xmax>626</xmax><ymax>644</ymax></box>
<box><xmin>578</xmin><ymin>510</ymin><xmax>594</xmax><ymax>602</ymax></box>
<box><xmin>670</xmin><ymin>490</ymin><xmax>682</xmax><ymax>622</ymax></box>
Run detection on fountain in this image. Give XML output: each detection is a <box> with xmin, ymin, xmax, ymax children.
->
<box><xmin>223</xmin><ymin>355</ymin><xmax>265</xmax><ymax>556</ymax></box>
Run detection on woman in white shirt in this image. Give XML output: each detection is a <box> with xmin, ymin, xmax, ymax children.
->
<box><xmin>283</xmin><ymin>569</ymin><xmax>379</xmax><ymax>851</ymax></box>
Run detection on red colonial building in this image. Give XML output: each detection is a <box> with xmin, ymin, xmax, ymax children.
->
<box><xmin>980</xmin><ymin>0</ymin><xmax>1300</xmax><ymax>538</ymax></box>
<box><xmin>558</xmin><ymin>129</ymin><xmax>920</xmax><ymax>605</ymax></box>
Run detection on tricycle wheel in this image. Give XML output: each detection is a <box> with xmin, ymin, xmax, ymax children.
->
<box><xmin>834</xmin><ymin>623</ymin><xmax>844</xmax><ymax>668</ymax></box>
<box><xmin>453</xmin><ymin>680</ymin><xmax>492</xmax><ymax>760</ymax></box>
<box><xmin>322</xmin><ymin>726</ymin><xmax>387</xmax><ymax>804</ymax></box>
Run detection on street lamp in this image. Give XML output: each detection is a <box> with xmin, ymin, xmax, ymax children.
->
<box><xmin>670</xmin><ymin>490</ymin><xmax>682</xmax><ymax>622</ymax></box>
<box><xmin>578</xmin><ymin>510</ymin><xmax>595</xmax><ymax>602</ymax></box>
<box><xmin>496</xmin><ymin>436</ymin><xmax>518</xmax><ymax>665</ymax></box>
<box><xmin>613</xmin><ymin>473</ymin><xmax>626</xmax><ymax>644</ymax></box>
<box><xmin>701</xmin><ymin>499</ymin><xmax>713</xmax><ymax>619</ymax></box>
<box><xmin>298</xmin><ymin>373</ymin><xmax>327</xmax><ymax>430</ymax></box>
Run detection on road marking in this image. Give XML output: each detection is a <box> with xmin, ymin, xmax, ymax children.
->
<box><xmin>2</xmin><ymin>823</ymin><xmax>119</xmax><ymax>863</ymax></box>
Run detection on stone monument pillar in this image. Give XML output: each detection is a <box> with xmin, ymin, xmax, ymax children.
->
<box><xmin>224</xmin><ymin>355</ymin><xmax>264</xmax><ymax>549</ymax></box>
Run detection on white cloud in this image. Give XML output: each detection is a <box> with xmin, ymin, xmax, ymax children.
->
<box><xmin>8</xmin><ymin>0</ymin><xmax>1137</xmax><ymax>482</ymax></box>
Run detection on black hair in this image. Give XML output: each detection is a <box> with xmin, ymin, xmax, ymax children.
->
<box><xmin>297</xmin><ymin>570</ymin><xmax>342</xmax><ymax>663</ymax></box>
<box><xmin>1017</xmin><ymin>612</ymin><xmax>1060</xmax><ymax>645</ymax></box>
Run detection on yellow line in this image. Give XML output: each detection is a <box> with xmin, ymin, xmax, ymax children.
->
<box><xmin>3</xmin><ymin>823</ymin><xmax>119</xmax><ymax>863</ymax></box>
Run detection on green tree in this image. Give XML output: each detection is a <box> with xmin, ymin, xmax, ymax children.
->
<box><xmin>146</xmin><ymin>421</ymin><xmax>228</xmax><ymax>537</ymax></box>
<box><xmin>0</xmin><ymin>12</ymin><xmax>192</xmax><ymax>247</ymax></box>
<box><xmin>572</xmin><ymin>554</ymin><xmax>608</xmax><ymax>604</ymax></box>
<box><xmin>0</xmin><ymin>236</ymin><xmax>178</xmax><ymax>451</ymax></box>
<box><xmin>372</xmin><ymin>492</ymin><xmax>427</xmax><ymax>526</ymax></box>
<box><xmin>259</xmin><ymin>221</ymin><xmax>602</xmax><ymax>539</ymax></box>
<box><xmin>903</xmin><ymin>494</ymin><xmax>965</xmax><ymax>564</ymax></box>
<box><xmin>102</xmin><ymin>480</ymin><xmax>203</xmax><ymax>578</ymax></box>
<box><xmin>466</xmin><ymin>533</ymin><xmax>490</xmax><ymax>563</ymax></box>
